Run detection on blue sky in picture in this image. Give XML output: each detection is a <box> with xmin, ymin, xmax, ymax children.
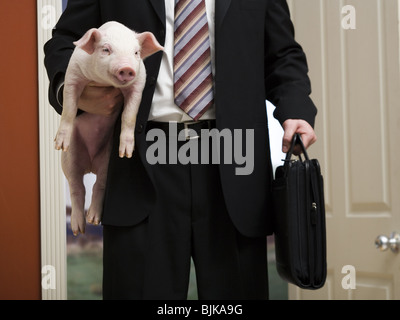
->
<box><xmin>62</xmin><ymin>0</ymin><xmax>68</xmax><ymax>11</ymax></box>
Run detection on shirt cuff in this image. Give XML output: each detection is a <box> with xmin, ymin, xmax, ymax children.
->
<box><xmin>56</xmin><ymin>81</ymin><xmax>64</xmax><ymax>108</ymax></box>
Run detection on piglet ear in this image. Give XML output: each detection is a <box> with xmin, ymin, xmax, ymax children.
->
<box><xmin>136</xmin><ymin>32</ymin><xmax>164</xmax><ymax>59</ymax></box>
<box><xmin>73</xmin><ymin>28</ymin><xmax>102</xmax><ymax>55</ymax></box>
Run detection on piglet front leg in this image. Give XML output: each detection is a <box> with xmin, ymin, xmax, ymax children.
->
<box><xmin>118</xmin><ymin>71</ymin><xmax>146</xmax><ymax>158</ymax></box>
<box><xmin>54</xmin><ymin>81</ymin><xmax>87</xmax><ymax>151</ymax></box>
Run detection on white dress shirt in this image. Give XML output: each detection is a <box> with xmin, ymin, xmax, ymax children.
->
<box><xmin>148</xmin><ymin>0</ymin><xmax>216</xmax><ymax>122</ymax></box>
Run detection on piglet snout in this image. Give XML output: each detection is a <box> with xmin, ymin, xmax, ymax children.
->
<box><xmin>116</xmin><ymin>67</ymin><xmax>136</xmax><ymax>83</ymax></box>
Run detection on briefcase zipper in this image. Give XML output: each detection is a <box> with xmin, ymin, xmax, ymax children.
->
<box><xmin>310</xmin><ymin>202</ymin><xmax>317</xmax><ymax>225</ymax></box>
<box><xmin>296</xmin><ymin>163</ymin><xmax>306</xmax><ymax>281</ymax></box>
<box><xmin>309</xmin><ymin>163</ymin><xmax>323</xmax><ymax>285</ymax></box>
<box><xmin>305</xmin><ymin>160</ymin><xmax>316</xmax><ymax>285</ymax></box>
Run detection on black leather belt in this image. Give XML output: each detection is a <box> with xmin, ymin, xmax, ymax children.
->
<box><xmin>146</xmin><ymin>120</ymin><xmax>216</xmax><ymax>140</ymax></box>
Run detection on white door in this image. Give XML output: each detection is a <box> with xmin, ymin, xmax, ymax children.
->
<box><xmin>286</xmin><ymin>0</ymin><xmax>400</xmax><ymax>299</ymax></box>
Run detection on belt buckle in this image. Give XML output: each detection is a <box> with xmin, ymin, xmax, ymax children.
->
<box><xmin>183</xmin><ymin>121</ymin><xmax>200</xmax><ymax>140</ymax></box>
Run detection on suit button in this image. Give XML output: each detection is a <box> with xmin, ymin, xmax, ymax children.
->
<box><xmin>136</xmin><ymin>123</ymin><xmax>144</xmax><ymax>134</ymax></box>
<box><xmin>159</xmin><ymin>29</ymin><xmax>165</xmax><ymax>38</ymax></box>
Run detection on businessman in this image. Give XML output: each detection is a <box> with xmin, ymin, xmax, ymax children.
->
<box><xmin>45</xmin><ymin>0</ymin><xmax>317</xmax><ymax>299</ymax></box>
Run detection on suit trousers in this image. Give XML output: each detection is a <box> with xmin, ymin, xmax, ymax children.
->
<box><xmin>102</xmin><ymin>126</ymin><xmax>269</xmax><ymax>300</ymax></box>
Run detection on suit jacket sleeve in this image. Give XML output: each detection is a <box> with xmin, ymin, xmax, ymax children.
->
<box><xmin>264</xmin><ymin>0</ymin><xmax>317</xmax><ymax>127</ymax></box>
<box><xmin>44</xmin><ymin>0</ymin><xmax>102</xmax><ymax>115</ymax></box>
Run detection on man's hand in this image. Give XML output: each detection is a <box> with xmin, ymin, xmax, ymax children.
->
<box><xmin>282</xmin><ymin>119</ymin><xmax>317</xmax><ymax>154</ymax></box>
<box><xmin>78</xmin><ymin>83</ymin><xmax>124</xmax><ymax>116</ymax></box>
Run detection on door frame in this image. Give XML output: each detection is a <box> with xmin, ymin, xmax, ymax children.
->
<box><xmin>37</xmin><ymin>0</ymin><xmax>67</xmax><ymax>300</ymax></box>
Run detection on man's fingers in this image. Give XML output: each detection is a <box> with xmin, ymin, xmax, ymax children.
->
<box><xmin>281</xmin><ymin>119</ymin><xmax>317</xmax><ymax>154</ymax></box>
<box><xmin>78</xmin><ymin>85</ymin><xmax>123</xmax><ymax>115</ymax></box>
<box><xmin>293</xmin><ymin>131</ymin><xmax>317</xmax><ymax>155</ymax></box>
<box><xmin>300</xmin><ymin>131</ymin><xmax>317</xmax><ymax>149</ymax></box>
<box><xmin>282</xmin><ymin>127</ymin><xmax>296</xmax><ymax>153</ymax></box>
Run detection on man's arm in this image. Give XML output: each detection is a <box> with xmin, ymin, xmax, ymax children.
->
<box><xmin>264</xmin><ymin>0</ymin><xmax>317</xmax><ymax>151</ymax></box>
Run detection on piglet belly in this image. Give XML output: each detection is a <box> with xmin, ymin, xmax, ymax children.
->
<box><xmin>73</xmin><ymin>112</ymin><xmax>117</xmax><ymax>162</ymax></box>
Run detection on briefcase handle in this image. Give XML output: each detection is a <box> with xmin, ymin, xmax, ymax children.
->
<box><xmin>284</xmin><ymin>133</ymin><xmax>310</xmax><ymax>163</ymax></box>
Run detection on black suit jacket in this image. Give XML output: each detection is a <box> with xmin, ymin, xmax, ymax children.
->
<box><xmin>44</xmin><ymin>0</ymin><xmax>317</xmax><ymax>237</ymax></box>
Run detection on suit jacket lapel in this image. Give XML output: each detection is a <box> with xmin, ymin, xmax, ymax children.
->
<box><xmin>215</xmin><ymin>0</ymin><xmax>232</xmax><ymax>30</ymax></box>
<box><xmin>148</xmin><ymin>0</ymin><xmax>166</xmax><ymax>28</ymax></box>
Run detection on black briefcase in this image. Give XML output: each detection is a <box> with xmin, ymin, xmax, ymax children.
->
<box><xmin>272</xmin><ymin>134</ymin><xmax>327</xmax><ymax>289</ymax></box>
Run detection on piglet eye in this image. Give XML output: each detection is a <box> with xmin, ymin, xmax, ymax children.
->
<box><xmin>102</xmin><ymin>45</ymin><xmax>111</xmax><ymax>54</ymax></box>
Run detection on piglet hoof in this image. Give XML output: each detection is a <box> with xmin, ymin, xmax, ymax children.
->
<box><xmin>54</xmin><ymin>127</ymin><xmax>72</xmax><ymax>152</ymax></box>
<box><xmin>70</xmin><ymin>211</ymin><xmax>86</xmax><ymax>236</ymax></box>
<box><xmin>119</xmin><ymin>131</ymin><xmax>135</xmax><ymax>158</ymax></box>
<box><xmin>87</xmin><ymin>206</ymin><xmax>102</xmax><ymax>226</ymax></box>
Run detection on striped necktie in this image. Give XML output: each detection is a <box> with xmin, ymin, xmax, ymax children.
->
<box><xmin>173</xmin><ymin>0</ymin><xmax>214</xmax><ymax>121</ymax></box>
